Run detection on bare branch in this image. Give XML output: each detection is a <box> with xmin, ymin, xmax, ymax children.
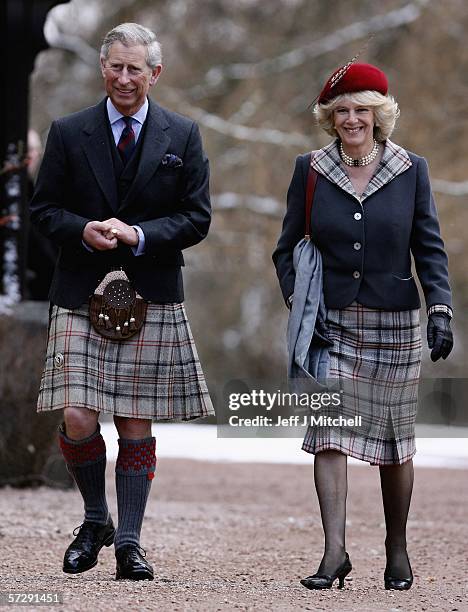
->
<box><xmin>190</xmin><ymin>0</ymin><xmax>430</xmax><ymax>97</ymax></box>
<box><xmin>191</xmin><ymin>108</ymin><xmax>310</xmax><ymax>147</ymax></box>
<box><xmin>432</xmin><ymin>179</ymin><xmax>468</xmax><ymax>197</ymax></box>
<box><xmin>165</xmin><ymin>89</ymin><xmax>311</xmax><ymax>146</ymax></box>
<box><xmin>213</xmin><ymin>193</ymin><xmax>283</xmax><ymax>217</ymax></box>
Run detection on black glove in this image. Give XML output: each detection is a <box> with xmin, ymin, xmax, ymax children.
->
<box><xmin>427</xmin><ymin>313</ymin><xmax>453</xmax><ymax>362</ymax></box>
<box><xmin>312</xmin><ymin>315</ymin><xmax>334</xmax><ymax>348</ymax></box>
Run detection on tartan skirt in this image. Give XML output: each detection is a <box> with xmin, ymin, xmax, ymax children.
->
<box><xmin>37</xmin><ymin>302</ymin><xmax>215</xmax><ymax>420</ymax></box>
<box><xmin>302</xmin><ymin>302</ymin><xmax>422</xmax><ymax>465</ymax></box>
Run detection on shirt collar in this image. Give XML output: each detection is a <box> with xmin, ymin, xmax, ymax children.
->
<box><xmin>106</xmin><ymin>97</ymin><xmax>149</xmax><ymax>126</ymax></box>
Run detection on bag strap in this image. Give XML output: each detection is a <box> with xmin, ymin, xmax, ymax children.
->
<box><xmin>304</xmin><ymin>152</ymin><xmax>318</xmax><ymax>241</ymax></box>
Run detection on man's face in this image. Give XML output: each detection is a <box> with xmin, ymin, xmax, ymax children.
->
<box><xmin>100</xmin><ymin>41</ymin><xmax>162</xmax><ymax>115</ymax></box>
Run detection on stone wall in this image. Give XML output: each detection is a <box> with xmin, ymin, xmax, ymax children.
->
<box><xmin>0</xmin><ymin>301</ymin><xmax>72</xmax><ymax>488</ymax></box>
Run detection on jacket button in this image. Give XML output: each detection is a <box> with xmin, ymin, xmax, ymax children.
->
<box><xmin>353</xmin><ymin>242</ymin><xmax>361</xmax><ymax>250</ymax></box>
<box><xmin>354</xmin><ymin>212</ymin><xmax>362</xmax><ymax>220</ymax></box>
<box><xmin>353</xmin><ymin>271</ymin><xmax>361</xmax><ymax>279</ymax></box>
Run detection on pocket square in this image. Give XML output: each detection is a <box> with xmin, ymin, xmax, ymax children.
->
<box><xmin>161</xmin><ymin>153</ymin><xmax>183</xmax><ymax>168</ymax></box>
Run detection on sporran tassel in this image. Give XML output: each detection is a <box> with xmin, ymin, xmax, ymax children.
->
<box><xmin>104</xmin><ymin>312</ymin><xmax>112</xmax><ymax>330</ymax></box>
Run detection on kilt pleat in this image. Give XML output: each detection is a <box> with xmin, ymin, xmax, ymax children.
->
<box><xmin>302</xmin><ymin>301</ymin><xmax>422</xmax><ymax>465</ymax></box>
<box><xmin>37</xmin><ymin>303</ymin><xmax>215</xmax><ymax>420</ymax></box>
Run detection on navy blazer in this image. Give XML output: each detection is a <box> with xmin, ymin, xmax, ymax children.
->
<box><xmin>272</xmin><ymin>140</ymin><xmax>452</xmax><ymax>311</ymax></box>
<box><xmin>30</xmin><ymin>98</ymin><xmax>211</xmax><ymax>308</ymax></box>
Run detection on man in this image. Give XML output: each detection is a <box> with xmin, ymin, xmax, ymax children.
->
<box><xmin>30</xmin><ymin>23</ymin><xmax>214</xmax><ymax>581</ymax></box>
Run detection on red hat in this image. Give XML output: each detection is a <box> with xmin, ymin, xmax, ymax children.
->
<box><xmin>318</xmin><ymin>62</ymin><xmax>388</xmax><ymax>104</ymax></box>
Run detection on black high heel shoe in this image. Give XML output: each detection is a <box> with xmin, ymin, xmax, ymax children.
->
<box><xmin>300</xmin><ymin>552</ymin><xmax>352</xmax><ymax>590</ymax></box>
<box><xmin>384</xmin><ymin>552</ymin><xmax>413</xmax><ymax>590</ymax></box>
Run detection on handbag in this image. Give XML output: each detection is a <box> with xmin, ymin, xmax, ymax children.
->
<box><xmin>89</xmin><ymin>268</ymin><xmax>147</xmax><ymax>340</ymax></box>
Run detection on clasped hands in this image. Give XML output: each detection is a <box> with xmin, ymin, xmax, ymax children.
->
<box><xmin>83</xmin><ymin>218</ymin><xmax>139</xmax><ymax>251</ymax></box>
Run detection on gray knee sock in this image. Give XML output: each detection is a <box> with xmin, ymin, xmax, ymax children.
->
<box><xmin>114</xmin><ymin>437</ymin><xmax>156</xmax><ymax>551</ymax></box>
<box><xmin>59</xmin><ymin>423</ymin><xmax>109</xmax><ymax>525</ymax></box>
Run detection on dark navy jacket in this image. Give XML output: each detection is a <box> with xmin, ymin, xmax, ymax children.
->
<box><xmin>30</xmin><ymin>98</ymin><xmax>211</xmax><ymax>308</ymax></box>
<box><xmin>272</xmin><ymin>140</ymin><xmax>452</xmax><ymax>311</ymax></box>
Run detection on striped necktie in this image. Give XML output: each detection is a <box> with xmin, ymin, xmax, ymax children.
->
<box><xmin>117</xmin><ymin>116</ymin><xmax>136</xmax><ymax>164</ymax></box>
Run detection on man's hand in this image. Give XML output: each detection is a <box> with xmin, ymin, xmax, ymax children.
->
<box><xmin>83</xmin><ymin>219</ymin><xmax>139</xmax><ymax>251</ymax></box>
<box><xmin>83</xmin><ymin>221</ymin><xmax>118</xmax><ymax>250</ymax></box>
<box><xmin>101</xmin><ymin>218</ymin><xmax>139</xmax><ymax>247</ymax></box>
<box><xmin>427</xmin><ymin>313</ymin><xmax>453</xmax><ymax>362</ymax></box>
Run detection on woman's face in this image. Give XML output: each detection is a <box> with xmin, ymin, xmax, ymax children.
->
<box><xmin>333</xmin><ymin>101</ymin><xmax>375</xmax><ymax>150</ymax></box>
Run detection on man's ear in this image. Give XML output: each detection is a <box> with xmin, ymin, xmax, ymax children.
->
<box><xmin>149</xmin><ymin>65</ymin><xmax>162</xmax><ymax>87</ymax></box>
<box><xmin>100</xmin><ymin>56</ymin><xmax>107</xmax><ymax>78</ymax></box>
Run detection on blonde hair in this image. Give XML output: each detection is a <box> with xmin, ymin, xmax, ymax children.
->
<box><xmin>314</xmin><ymin>90</ymin><xmax>400</xmax><ymax>142</ymax></box>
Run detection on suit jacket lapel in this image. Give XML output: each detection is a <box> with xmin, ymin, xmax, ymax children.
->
<box><xmin>81</xmin><ymin>99</ymin><xmax>119</xmax><ymax>212</ymax></box>
<box><xmin>118</xmin><ymin>100</ymin><xmax>170</xmax><ymax>212</ymax></box>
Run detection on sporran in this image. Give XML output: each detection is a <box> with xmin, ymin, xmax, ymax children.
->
<box><xmin>89</xmin><ymin>269</ymin><xmax>147</xmax><ymax>340</ymax></box>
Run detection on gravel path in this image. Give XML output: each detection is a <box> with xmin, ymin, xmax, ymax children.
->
<box><xmin>0</xmin><ymin>459</ymin><xmax>466</xmax><ymax>611</ymax></box>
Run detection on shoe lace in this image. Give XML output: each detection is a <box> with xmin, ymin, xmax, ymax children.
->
<box><xmin>134</xmin><ymin>544</ymin><xmax>147</xmax><ymax>557</ymax></box>
<box><xmin>72</xmin><ymin>523</ymin><xmax>84</xmax><ymax>537</ymax></box>
<box><xmin>72</xmin><ymin>522</ymin><xmax>98</xmax><ymax>546</ymax></box>
<box><xmin>121</xmin><ymin>544</ymin><xmax>147</xmax><ymax>557</ymax></box>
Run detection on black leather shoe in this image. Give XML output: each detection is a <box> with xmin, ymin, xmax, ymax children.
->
<box><xmin>384</xmin><ymin>575</ymin><xmax>413</xmax><ymax>590</ymax></box>
<box><xmin>63</xmin><ymin>516</ymin><xmax>115</xmax><ymax>574</ymax></box>
<box><xmin>384</xmin><ymin>564</ymin><xmax>413</xmax><ymax>590</ymax></box>
<box><xmin>300</xmin><ymin>552</ymin><xmax>352</xmax><ymax>590</ymax></box>
<box><xmin>384</xmin><ymin>551</ymin><xmax>413</xmax><ymax>590</ymax></box>
<box><xmin>115</xmin><ymin>545</ymin><xmax>154</xmax><ymax>581</ymax></box>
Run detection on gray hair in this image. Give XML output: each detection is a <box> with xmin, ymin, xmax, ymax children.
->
<box><xmin>100</xmin><ymin>23</ymin><xmax>162</xmax><ymax>69</ymax></box>
<box><xmin>314</xmin><ymin>90</ymin><xmax>400</xmax><ymax>142</ymax></box>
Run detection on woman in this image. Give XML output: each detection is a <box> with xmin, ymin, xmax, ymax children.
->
<box><xmin>272</xmin><ymin>63</ymin><xmax>453</xmax><ymax>590</ymax></box>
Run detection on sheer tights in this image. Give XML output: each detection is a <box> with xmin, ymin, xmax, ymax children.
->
<box><xmin>313</xmin><ymin>452</ymin><xmax>413</xmax><ymax>579</ymax></box>
<box><xmin>313</xmin><ymin>450</ymin><xmax>348</xmax><ymax>575</ymax></box>
<box><xmin>379</xmin><ymin>460</ymin><xmax>414</xmax><ymax>578</ymax></box>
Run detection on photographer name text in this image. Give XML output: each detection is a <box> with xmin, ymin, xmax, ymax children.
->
<box><xmin>228</xmin><ymin>415</ymin><xmax>362</xmax><ymax>427</ymax></box>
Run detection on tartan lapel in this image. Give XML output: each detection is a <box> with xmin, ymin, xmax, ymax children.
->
<box><xmin>311</xmin><ymin>140</ymin><xmax>356</xmax><ymax>198</ymax></box>
<box><xmin>361</xmin><ymin>139</ymin><xmax>412</xmax><ymax>200</ymax></box>
<box><xmin>310</xmin><ymin>139</ymin><xmax>412</xmax><ymax>201</ymax></box>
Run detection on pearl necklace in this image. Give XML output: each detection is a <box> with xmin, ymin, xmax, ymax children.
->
<box><xmin>339</xmin><ymin>139</ymin><xmax>379</xmax><ymax>167</ymax></box>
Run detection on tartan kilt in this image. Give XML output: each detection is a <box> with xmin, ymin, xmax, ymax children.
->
<box><xmin>37</xmin><ymin>302</ymin><xmax>215</xmax><ymax>420</ymax></box>
<box><xmin>302</xmin><ymin>301</ymin><xmax>422</xmax><ymax>465</ymax></box>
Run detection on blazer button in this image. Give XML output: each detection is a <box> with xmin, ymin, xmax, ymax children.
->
<box><xmin>353</xmin><ymin>242</ymin><xmax>361</xmax><ymax>250</ymax></box>
<box><xmin>353</xmin><ymin>271</ymin><xmax>361</xmax><ymax>279</ymax></box>
<box><xmin>354</xmin><ymin>212</ymin><xmax>362</xmax><ymax>220</ymax></box>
